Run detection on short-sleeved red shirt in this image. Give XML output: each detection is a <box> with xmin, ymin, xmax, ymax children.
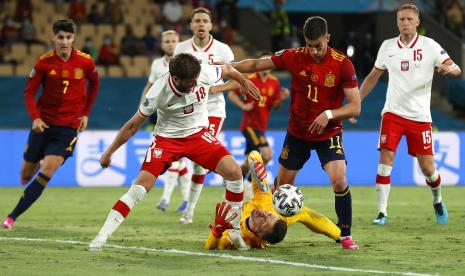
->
<box><xmin>271</xmin><ymin>47</ymin><xmax>358</xmax><ymax>141</ymax></box>
<box><xmin>24</xmin><ymin>48</ymin><xmax>100</xmax><ymax>129</ymax></box>
<box><xmin>233</xmin><ymin>73</ymin><xmax>281</xmax><ymax>132</ymax></box>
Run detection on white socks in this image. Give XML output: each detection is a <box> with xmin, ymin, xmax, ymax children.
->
<box><xmin>426</xmin><ymin>170</ymin><xmax>442</xmax><ymax>204</ymax></box>
<box><xmin>160</xmin><ymin>170</ymin><xmax>177</xmax><ymax>204</ymax></box>
<box><xmin>376</xmin><ymin>164</ymin><xmax>392</xmax><ymax>216</ymax></box>
<box><xmin>184</xmin><ymin>182</ymin><xmax>203</xmax><ymax>217</ymax></box>
<box><xmin>95</xmin><ymin>185</ymin><xmax>147</xmax><ymax>241</ymax></box>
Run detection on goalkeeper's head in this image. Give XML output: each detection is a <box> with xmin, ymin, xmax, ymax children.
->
<box><xmin>249</xmin><ymin>209</ymin><xmax>287</xmax><ymax>244</ymax></box>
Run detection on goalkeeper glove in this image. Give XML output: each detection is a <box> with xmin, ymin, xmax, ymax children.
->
<box><xmin>209</xmin><ymin>201</ymin><xmax>238</xmax><ymax>238</ymax></box>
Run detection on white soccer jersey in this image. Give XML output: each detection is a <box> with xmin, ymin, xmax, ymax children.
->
<box><xmin>148</xmin><ymin>56</ymin><xmax>170</xmax><ymax>83</ymax></box>
<box><xmin>374</xmin><ymin>33</ymin><xmax>450</xmax><ymax>122</ymax></box>
<box><xmin>174</xmin><ymin>35</ymin><xmax>234</xmax><ymax>118</ymax></box>
<box><xmin>139</xmin><ymin>64</ymin><xmax>223</xmax><ymax>138</ymax></box>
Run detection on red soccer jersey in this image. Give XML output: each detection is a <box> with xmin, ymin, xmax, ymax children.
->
<box><xmin>24</xmin><ymin>48</ymin><xmax>100</xmax><ymax>129</ymax></box>
<box><xmin>271</xmin><ymin>47</ymin><xmax>358</xmax><ymax>141</ymax></box>
<box><xmin>233</xmin><ymin>73</ymin><xmax>281</xmax><ymax>132</ymax></box>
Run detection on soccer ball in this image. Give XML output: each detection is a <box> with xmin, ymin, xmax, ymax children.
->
<box><xmin>272</xmin><ymin>184</ymin><xmax>304</xmax><ymax>217</ymax></box>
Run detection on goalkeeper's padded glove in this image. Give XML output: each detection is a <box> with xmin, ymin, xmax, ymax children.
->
<box><xmin>209</xmin><ymin>201</ymin><xmax>238</xmax><ymax>238</ymax></box>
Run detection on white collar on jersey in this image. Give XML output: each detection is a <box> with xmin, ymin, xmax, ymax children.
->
<box><xmin>397</xmin><ymin>32</ymin><xmax>419</xmax><ymax>48</ymax></box>
<box><xmin>191</xmin><ymin>35</ymin><xmax>214</xmax><ymax>52</ymax></box>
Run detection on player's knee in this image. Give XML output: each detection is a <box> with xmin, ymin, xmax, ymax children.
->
<box><xmin>223</xmin><ymin>164</ymin><xmax>243</xmax><ymax>181</ymax></box>
<box><xmin>262</xmin><ymin>152</ymin><xmax>272</xmax><ymax>164</ymax></box>
<box><xmin>330</xmin><ymin>176</ymin><xmax>347</xmax><ymax>192</ymax></box>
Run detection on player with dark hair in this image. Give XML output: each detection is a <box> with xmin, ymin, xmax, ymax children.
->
<box><xmin>174</xmin><ymin>7</ymin><xmax>236</xmax><ymax>224</ymax></box>
<box><xmin>2</xmin><ymin>19</ymin><xmax>100</xmax><ymax>229</ymax></box>
<box><xmin>88</xmin><ymin>53</ymin><xmax>260</xmax><ymax>251</ymax></box>
<box><xmin>355</xmin><ymin>3</ymin><xmax>461</xmax><ymax>225</ymax></box>
<box><xmin>205</xmin><ymin>151</ymin><xmax>341</xmax><ymax>250</ymax></box>
<box><xmin>228</xmin><ymin>51</ymin><xmax>289</xmax><ymax>199</ymax></box>
<box><xmin>230</xmin><ymin>16</ymin><xmax>361</xmax><ymax>250</ymax></box>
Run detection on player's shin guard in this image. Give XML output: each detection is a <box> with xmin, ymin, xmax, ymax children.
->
<box><xmin>183</xmin><ymin>174</ymin><xmax>205</xmax><ymax>218</ymax></box>
<box><xmin>334</xmin><ymin>186</ymin><xmax>352</xmax><ymax>237</ymax></box>
<box><xmin>426</xmin><ymin>171</ymin><xmax>442</xmax><ymax>204</ymax></box>
<box><xmin>178</xmin><ymin>167</ymin><xmax>190</xmax><ymax>202</ymax></box>
<box><xmin>95</xmin><ymin>185</ymin><xmax>147</xmax><ymax>241</ymax></box>
<box><xmin>376</xmin><ymin>164</ymin><xmax>392</xmax><ymax>216</ymax></box>
<box><xmin>160</xmin><ymin>170</ymin><xmax>178</xmax><ymax>204</ymax></box>
<box><xmin>225</xmin><ymin>179</ymin><xmax>244</xmax><ymax>229</ymax></box>
<box><xmin>9</xmin><ymin>172</ymin><xmax>49</xmax><ymax>220</ymax></box>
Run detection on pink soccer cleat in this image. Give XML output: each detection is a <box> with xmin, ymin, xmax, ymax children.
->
<box><xmin>2</xmin><ymin>217</ymin><xmax>15</xmax><ymax>229</ymax></box>
<box><xmin>341</xmin><ymin>236</ymin><xmax>359</xmax><ymax>250</ymax></box>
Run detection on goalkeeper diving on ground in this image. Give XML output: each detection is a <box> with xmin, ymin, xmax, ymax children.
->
<box><xmin>204</xmin><ymin>150</ymin><xmax>342</xmax><ymax>250</ymax></box>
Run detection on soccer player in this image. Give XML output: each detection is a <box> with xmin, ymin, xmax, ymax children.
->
<box><xmin>231</xmin><ymin>16</ymin><xmax>361</xmax><ymax>250</ymax></box>
<box><xmin>174</xmin><ymin>7</ymin><xmax>235</xmax><ymax>224</ymax></box>
<box><xmin>1</xmin><ymin>19</ymin><xmax>100</xmax><ymax>229</ymax></box>
<box><xmin>228</xmin><ymin>51</ymin><xmax>289</xmax><ymax>199</ymax></box>
<box><xmin>88</xmin><ymin>53</ymin><xmax>260</xmax><ymax>251</ymax></box>
<box><xmin>205</xmin><ymin>151</ymin><xmax>341</xmax><ymax>250</ymax></box>
<box><xmin>140</xmin><ymin>30</ymin><xmax>190</xmax><ymax>212</ymax></box>
<box><xmin>356</xmin><ymin>4</ymin><xmax>461</xmax><ymax>225</ymax></box>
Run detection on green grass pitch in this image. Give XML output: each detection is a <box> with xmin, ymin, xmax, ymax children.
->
<box><xmin>0</xmin><ymin>186</ymin><xmax>464</xmax><ymax>275</ymax></box>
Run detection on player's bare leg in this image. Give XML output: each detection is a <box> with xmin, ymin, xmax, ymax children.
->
<box><xmin>88</xmin><ymin>171</ymin><xmax>154</xmax><ymax>251</ymax></box>
<box><xmin>3</xmin><ymin>156</ymin><xmax>63</xmax><ymax>229</ymax></box>
<box><xmin>325</xmin><ymin>160</ymin><xmax>358</xmax><ymax>250</ymax></box>
<box><xmin>276</xmin><ymin>164</ymin><xmax>298</xmax><ymax>187</ymax></box>
<box><xmin>373</xmin><ymin>149</ymin><xmax>395</xmax><ymax>225</ymax></box>
<box><xmin>417</xmin><ymin>154</ymin><xmax>447</xmax><ymax>224</ymax></box>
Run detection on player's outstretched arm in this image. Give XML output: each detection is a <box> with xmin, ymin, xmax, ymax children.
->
<box><xmin>232</xmin><ymin>57</ymin><xmax>277</xmax><ymax>74</ymax></box>
<box><xmin>209</xmin><ymin>80</ymin><xmax>240</xmax><ymax>94</ymax></box>
<box><xmin>227</xmin><ymin>91</ymin><xmax>254</xmax><ymax>111</ymax></box>
<box><xmin>219</xmin><ymin>64</ymin><xmax>261</xmax><ymax>100</ymax></box>
<box><xmin>100</xmin><ymin>112</ymin><xmax>147</xmax><ymax>168</ymax></box>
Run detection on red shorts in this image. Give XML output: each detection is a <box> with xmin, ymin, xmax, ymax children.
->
<box><xmin>378</xmin><ymin>112</ymin><xmax>434</xmax><ymax>156</ymax></box>
<box><xmin>141</xmin><ymin>129</ymin><xmax>230</xmax><ymax>177</ymax></box>
<box><xmin>208</xmin><ymin>116</ymin><xmax>224</xmax><ymax>137</ymax></box>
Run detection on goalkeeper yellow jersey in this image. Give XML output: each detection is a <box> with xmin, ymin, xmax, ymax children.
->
<box><xmin>205</xmin><ymin>178</ymin><xmax>341</xmax><ymax>250</ymax></box>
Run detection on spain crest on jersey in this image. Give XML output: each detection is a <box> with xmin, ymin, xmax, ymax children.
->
<box><xmin>75</xmin><ymin>68</ymin><xmax>83</xmax><ymax>79</ymax></box>
<box><xmin>324</xmin><ymin>73</ymin><xmax>335</xmax><ymax>87</ymax></box>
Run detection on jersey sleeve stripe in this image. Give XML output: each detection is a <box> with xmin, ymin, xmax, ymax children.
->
<box><xmin>441</xmin><ymin>58</ymin><xmax>452</xmax><ymax>65</ymax></box>
<box><xmin>138</xmin><ymin>109</ymin><xmax>150</xmax><ymax>118</ymax></box>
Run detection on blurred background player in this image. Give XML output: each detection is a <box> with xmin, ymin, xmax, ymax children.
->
<box><xmin>174</xmin><ymin>7</ymin><xmax>235</xmax><ymax>224</ymax></box>
<box><xmin>231</xmin><ymin>16</ymin><xmax>361</xmax><ymax>250</ymax></box>
<box><xmin>88</xmin><ymin>54</ymin><xmax>260</xmax><ymax>251</ymax></box>
<box><xmin>355</xmin><ymin>4</ymin><xmax>461</xmax><ymax>225</ymax></box>
<box><xmin>204</xmin><ymin>150</ymin><xmax>341</xmax><ymax>250</ymax></box>
<box><xmin>228</xmin><ymin>51</ymin><xmax>289</xmax><ymax>200</ymax></box>
<box><xmin>1</xmin><ymin>19</ymin><xmax>100</xmax><ymax>229</ymax></box>
<box><xmin>138</xmin><ymin>30</ymin><xmax>190</xmax><ymax>212</ymax></box>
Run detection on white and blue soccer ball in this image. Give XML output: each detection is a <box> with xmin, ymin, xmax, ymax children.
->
<box><xmin>272</xmin><ymin>184</ymin><xmax>304</xmax><ymax>217</ymax></box>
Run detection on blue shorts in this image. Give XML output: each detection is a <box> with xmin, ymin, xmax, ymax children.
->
<box><xmin>242</xmin><ymin>127</ymin><xmax>269</xmax><ymax>155</ymax></box>
<box><xmin>278</xmin><ymin>132</ymin><xmax>346</xmax><ymax>170</ymax></box>
<box><xmin>23</xmin><ymin>126</ymin><xmax>78</xmax><ymax>163</ymax></box>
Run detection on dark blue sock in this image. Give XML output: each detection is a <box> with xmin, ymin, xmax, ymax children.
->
<box><xmin>9</xmin><ymin>172</ymin><xmax>49</xmax><ymax>220</ymax></box>
<box><xmin>334</xmin><ymin>186</ymin><xmax>352</xmax><ymax>237</ymax></box>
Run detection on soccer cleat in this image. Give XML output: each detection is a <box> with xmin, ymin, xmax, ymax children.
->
<box><xmin>247</xmin><ymin>150</ymin><xmax>268</xmax><ymax>191</ymax></box>
<box><xmin>1</xmin><ymin>217</ymin><xmax>15</xmax><ymax>229</ymax></box>
<box><xmin>156</xmin><ymin>199</ymin><xmax>168</xmax><ymax>212</ymax></box>
<box><xmin>88</xmin><ymin>235</ymin><xmax>107</xmax><ymax>252</ymax></box>
<box><xmin>179</xmin><ymin>212</ymin><xmax>193</xmax><ymax>224</ymax></box>
<box><xmin>433</xmin><ymin>201</ymin><xmax>448</xmax><ymax>224</ymax></box>
<box><xmin>372</xmin><ymin>212</ymin><xmax>388</xmax><ymax>225</ymax></box>
<box><xmin>340</xmin><ymin>236</ymin><xmax>359</xmax><ymax>250</ymax></box>
<box><xmin>176</xmin><ymin>201</ymin><xmax>188</xmax><ymax>212</ymax></box>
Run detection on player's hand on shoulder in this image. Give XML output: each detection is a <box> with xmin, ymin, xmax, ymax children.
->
<box><xmin>32</xmin><ymin>118</ymin><xmax>49</xmax><ymax>133</ymax></box>
<box><xmin>99</xmin><ymin>150</ymin><xmax>112</xmax><ymax>168</ymax></box>
<box><xmin>79</xmin><ymin>116</ymin><xmax>88</xmax><ymax>132</ymax></box>
<box><xmin>241</xmin><ymin>79</ymin><xmax>261</xmax><ymax>101</ymax></box>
